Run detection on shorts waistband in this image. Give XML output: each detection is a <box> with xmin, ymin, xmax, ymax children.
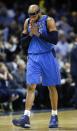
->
<box><xmin>28</xmin><ymin>49</ymin><xmax>55</xmax><ymax>55</ymax></box>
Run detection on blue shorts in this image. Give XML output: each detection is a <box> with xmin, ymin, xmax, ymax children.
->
<box><xmin>26</xmin><ymin>52</ymin><xmax>61</xmax><ymax>86</ymax></box>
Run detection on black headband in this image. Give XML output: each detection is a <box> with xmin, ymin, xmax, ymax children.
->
<box><xmin>28</xmin><ymin>9</ymin><xmax>40</xmax><ymax>16</ymax></box>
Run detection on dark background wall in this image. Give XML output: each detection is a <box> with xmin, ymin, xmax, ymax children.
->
<box><xmin>0</xmin><ymin>0</ymin><xmax>77</xmax><ymax>11</ymax></box>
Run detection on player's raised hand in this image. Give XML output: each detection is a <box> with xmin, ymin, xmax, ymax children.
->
<box><xmin>29</xmin><ymin>20</ymin><xmax>40</xmax><ymax>36</ymax></box>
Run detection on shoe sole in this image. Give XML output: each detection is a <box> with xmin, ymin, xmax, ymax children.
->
<box><xmin>49</xmin><ymin>125</ymin><xmax>58</xmax><ymax>128</ymax></box>
<box><xmin>12</xmin><ymin>120</ymin><xmax>31</xmax><ymax>128</ymax></box>
<box><xmin>21</xmin><ymin>124</ymin><xmax>31</xmax><ymax>128</ymax></box>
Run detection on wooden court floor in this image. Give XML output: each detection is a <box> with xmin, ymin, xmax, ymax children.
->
<box><xmin>0</xmin><ymin>110</ymin><xmax>77</xmax><ymax>131</ymax></box>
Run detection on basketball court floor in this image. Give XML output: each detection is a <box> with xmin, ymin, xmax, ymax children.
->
<box><xmin>0</xmin><ymin>109</ymin><xmax>77</xmax><ymax>131</ymax></box>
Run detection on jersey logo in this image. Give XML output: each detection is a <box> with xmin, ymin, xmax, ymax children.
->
<box><xmin>37</xmin><ymin>21</ymin><xmax>45</xmax><ymax>34</ymax></box>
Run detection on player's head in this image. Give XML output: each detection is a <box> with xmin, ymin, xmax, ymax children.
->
<box><xmin>28</xmin><ymin>4</ymin><xmax>40</xmax><ymax>21</ymax></box>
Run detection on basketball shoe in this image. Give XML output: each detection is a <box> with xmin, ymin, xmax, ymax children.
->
<box><xmin>49</xmin><ymin>115</ymin><xmax>58</xmax><ymax>128</ymax></box>
<box><xmin>12</xmin><ymin>115</ymin><xmax>30</xmax><ymax>128</ymax></box>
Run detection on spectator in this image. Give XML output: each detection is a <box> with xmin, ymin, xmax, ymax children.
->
<box><xmin>70</xmin><ymin>35</ymin><xmax>77</xmax><ymax>108</ymax></box>
<box><xmin>55</xmin><ymin>31</ymin><xmax>70</xmax><ymax>62</ymax></box>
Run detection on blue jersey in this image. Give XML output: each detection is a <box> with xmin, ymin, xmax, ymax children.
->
<box><xmin>27</xmin><ymin>15</ymin><xmax>54</xmax><ymax>54</ymax></box>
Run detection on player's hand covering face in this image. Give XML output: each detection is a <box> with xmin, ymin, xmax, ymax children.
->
<box><xmin>29</xmin><ymin>19</ymin><xmax>39</xmax><ymax>36</ymax></box>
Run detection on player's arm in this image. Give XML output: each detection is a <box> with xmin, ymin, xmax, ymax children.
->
<box><xmin>17</xmin><ymin>18</ymin><xmax>32</xmax><ymax>52</ymax></box>
<box><xmin>21</xmin><ymin>18</ymin><xmax>32</xmax><ymax>43</ymax></box>
<box><xmin>39</xmin><ymin>17</ymin><xmax>58</xmax><ymax>44</ymax></box>
<box><xmin>22</xmin><ymin>19</ymin><xmax>29</xmax><ymax>34</ymax></box>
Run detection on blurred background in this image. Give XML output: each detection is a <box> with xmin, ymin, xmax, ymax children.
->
<box><xmin>0</xmin><ymin>0</ymin><xmax>77</xmax><ymax>113</ymax></box>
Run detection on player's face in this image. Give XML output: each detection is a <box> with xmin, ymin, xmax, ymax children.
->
<box><xmin>28</xmin><ymin>10</ymin><xmax>40</xmax><ymax>22</ymax></box>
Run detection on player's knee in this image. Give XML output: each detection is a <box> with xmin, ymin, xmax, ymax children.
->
<box><xmin>27</xmin><ymin>84</ymin><xmax>36</xmax><ymax>92</ymax></box>
<box><xmin>48</xmin><ymin>86</ymin><xmax>57</xmax><ymax>92</ymax></box>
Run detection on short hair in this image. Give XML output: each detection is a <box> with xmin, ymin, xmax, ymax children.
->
<box><xmin>28</xmin><ymin>4</ymin><xmax>40</xmax><ymax>14</ymax></box>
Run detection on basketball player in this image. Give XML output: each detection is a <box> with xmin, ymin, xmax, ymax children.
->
<box><xmin>12</xmin><ymin>4</ymin><xmax>61</xmax><ymax>128</ymax></box>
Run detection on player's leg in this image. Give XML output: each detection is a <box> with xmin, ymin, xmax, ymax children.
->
<box><xmin>12</xmin><ymin>58</ymin><xmax>41</xmax><ymax>128</ymax></box>
<box><xmin>25</xmin><ymin>84</ymin><xmax>36</xmax><ymax>111</ymax></box>
<box><xmin>12</xmin><ymin>84</ymin><xmax>36</xmax><ymax>128</ymax></box>
<box><xmin>48</xmin><ymin>86</ymin><xmax>58</xmax><ymax>128</ymax></box>
<box><xmin>41</xmin><ymin>53</ymin><xmax>61</xmax><ymax>128</ymax></box>
<box><xmin>48</xmin><ymin>86</ymin><xmax>58</xmax><ymax>111</ymax></box>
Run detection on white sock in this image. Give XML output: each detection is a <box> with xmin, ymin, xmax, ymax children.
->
<box><xmin>24</xmin><ymin>110</ymin><xmax>31</xmax><ymax>117</ymax></box>
<box><xmin>51</xmin><ymin>110</ymin><xmax>58</xmax><ymax>116</ymax></box>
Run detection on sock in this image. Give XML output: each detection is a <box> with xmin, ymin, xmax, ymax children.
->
<box><xmin>51</xmin><ymin>110</ymin><xmax>58</xmax><ymax>116</ymax></box>
<box><xmin>24</xmin><ymin>110</ymin><xmax>31</xmax><ymax>117</ymax></box>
